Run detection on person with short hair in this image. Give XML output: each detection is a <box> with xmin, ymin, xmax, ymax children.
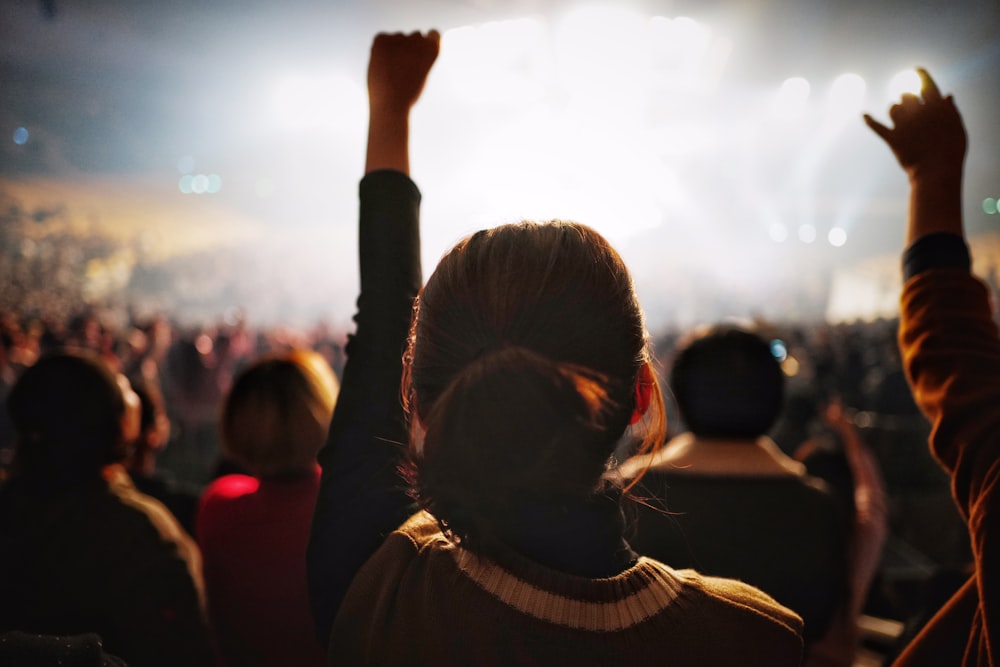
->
<box><xmin>197</xmin><ymin>349</ymin><xmax>338</xmax><ymax>667</ymax></box>
<box><xmin>620</xmin><ymin>325</ymin><xmax>849</xmax><ymax>652</ymax></box>
<box><xmin>0</xmin><ymin>350</ymin><xmax>212</xmax><ymax>667</ymax></box>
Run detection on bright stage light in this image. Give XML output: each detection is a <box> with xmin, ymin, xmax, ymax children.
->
<box><xmin>828</xmin><ymin>73</ymin><xmax>866</xmax><ymax>116</ymax></box>
<box><xmin>828</xmin><ymin>227</ymin><xmax>847</xmax><ymax>247</ymax></box>
<box><xmin>772</xmin><ymin>77</ymin><xmax>810</xmax><ymax>119</ymax></box>
<box><xmin>888</xmin><ymin>69</ymin><xmax>922</xmax><ymax>101</ymax></box>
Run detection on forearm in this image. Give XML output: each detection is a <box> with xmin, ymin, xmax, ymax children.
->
<box><xmin>906</xmin><ymin>168</ymin><xmax>964</xmax><ymax>246</ymax></box>
<box><xmin>365</xmin><ymin>108</ymin><xmax>411</xmax><ymax>175</ymax></box>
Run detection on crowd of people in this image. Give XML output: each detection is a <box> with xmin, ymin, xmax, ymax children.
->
<box><xmin>0</xmin><ymin>29</ymin><xmax>995</xmax><ymax>667</ymax></box>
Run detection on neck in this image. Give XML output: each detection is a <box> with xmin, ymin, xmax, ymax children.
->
<box><xmin>484</xmin><ymin>489</ymin><xmax>637</xmax><ymax>578</ymax></box>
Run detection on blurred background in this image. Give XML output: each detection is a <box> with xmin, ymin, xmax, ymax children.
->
<box><xmin>2</xmin><ymin>0</ymin><xmax>999</xmax><ymax>328</ymax></box>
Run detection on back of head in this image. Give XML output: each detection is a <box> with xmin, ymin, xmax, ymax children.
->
<box><xmin>670</xmin><ymin>325</ymin><xmax>784</xmax><ymax>439</ymax></box>
<box><xmin>405</xmin><ymin>221</ymin><xmax>664</xmax><ymax>547</ymax></box>
<box><xmin>7</xmin><ymin>351</ymin><xmax>126</xmax><ymax>481</ymax></box>
<box><xmin>220</xmin><ymin>349</ymin><xmax>338</xmax><ymax>477</ymax></box>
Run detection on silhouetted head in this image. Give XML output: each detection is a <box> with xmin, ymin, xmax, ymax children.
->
<box><xmin>7</xmin><ymin>351</ymin><xmax>127</xmax><ymax>480</ymax></box>
<box><xmin>404</xmin><ymin>221</ymin><xmax>665</xmax><ymax>547</ymax></box>
<box><xmin>220</xmin><ymin>349</ymin><xmax>338</xmax><ymax>477</ymax></box>
<box><xmin>670</xmin><ymin>325</ymin><xmax>784</xmax><ymax>439</ymax></box>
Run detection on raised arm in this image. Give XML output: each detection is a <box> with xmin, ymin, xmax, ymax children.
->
<box><xmin>866</xmin><ymin>70</ymin><xmax>999</xmax><ymax>665</ymax></box>
<box><xmin>308</xmin><ymin>30</ymin><xmax>439</xmax><ymax>647</ymax></box>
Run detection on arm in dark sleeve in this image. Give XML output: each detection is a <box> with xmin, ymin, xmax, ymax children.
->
<box><xmin>308</xmin><ymin>169</ymin><xmax>422</xmax><ymax>644</ymax></box>
<box><xmin>898</xmin><ymin>241</ymin><xmax>1000</xmax><ymax>664</ymax></box>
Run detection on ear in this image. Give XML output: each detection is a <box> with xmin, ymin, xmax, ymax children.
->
<box><xmin>629</xmin><ymin>363</ymin><xmax>654</xmax><ymax>425</ymax></box>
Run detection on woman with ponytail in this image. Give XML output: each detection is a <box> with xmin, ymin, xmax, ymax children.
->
<box><xmin>308</xmin><ymin>30</ymin><xmax>804</xmax><ymax>666</ymax></box>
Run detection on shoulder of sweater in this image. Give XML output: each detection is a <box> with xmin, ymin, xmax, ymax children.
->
<box><xmin>675</xmin><ymin>568</ymin><xmax>804</xmax><ymax>636</ymax></box>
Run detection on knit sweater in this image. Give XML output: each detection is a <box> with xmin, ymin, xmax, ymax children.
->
<box><xmin>330</xmin><ymin>511</ymin><xmax>803</xmax><ymax>666</ymax></box>
<box><xmin>893</xmin><ymin>233</ymin><xmax>1000</xmax><ymax>666</ymax></box>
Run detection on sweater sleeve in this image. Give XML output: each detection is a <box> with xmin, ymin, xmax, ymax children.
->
<box><xmin>308</xmin><ymin>169</ymin><xmax>422</xmax><ymax>645</ymax></box>
<box><xmin>897</xmin><ymin>264</ymin><xmax>1000</xmax><ymax>665</ymax></box>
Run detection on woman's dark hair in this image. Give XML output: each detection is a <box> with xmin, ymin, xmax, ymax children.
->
<box><xmin>7</xmin><ymin>351</ymin><xmax>126</xmax><ymax>479</ymax></box>
<box><xmin>403</xmin><ymin>221</ymin><xmax>664</xmax><ymax>548</ymax></box>
<box><xmin>670</xmin><ymin>325</ymin><xmax>784</xmax><ymax>439</ymax></box>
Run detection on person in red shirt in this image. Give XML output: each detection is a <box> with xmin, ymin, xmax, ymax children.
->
<box><xmin>198</xmin><ymin>349</ymin><xmax>338</xmax><ymax>666</ymax></box>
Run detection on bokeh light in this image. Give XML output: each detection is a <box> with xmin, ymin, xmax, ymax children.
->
<box><xmin>191</xmin><ymin>174</ymin><xmax>209</xmax><ymax>194</ymax></box>
<box><xmin>798</xmin><ymin>224</ymin><xmax>817</xmax><ymax>243</ymax></box>
<box><xmin>984</xmin><ymin>197</ymin><xmax>998</xmax><ymax>215</ymax></box>
<box><xmin>772</xmin><ymin>77</ymin><xmax>811</xmax><ymax>119</ymax></box>
<box><xmin>829</xmin><ymin>73</ymin><xmax>867</xmax><ymax>116</ymax></box>
<box><xmin>12</xmin><ymin>127</ymin><xmax>29</xmax><ymax>145</ymax></box>
<box><xmin>828</xmin><ymin>227</ymin><xmax>847</xmax><ymax>246</ymax></box>
<box><xmin>769</xmin><ymin>222</ymin><xmax>789</xmax><ymax>242</ymax></box>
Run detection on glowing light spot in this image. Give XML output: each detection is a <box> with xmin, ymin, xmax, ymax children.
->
<box><xmin>798</xmin><ymin>224</ymin><xmax>817</xmax><ymax>243</ymax></box>
<box><xmin>781</xmin><ymin>356</ymin><xmax>800</xmax><ymax>377</ymax></box>
<box><xmin>195</xmin><ymin>334</ymin><xmax>213</xmax><ymax>355</ymax></box>
<box><xmin>829</xmin><ymin>73</ymin><xmax>866</xmax><ymax>116</ymax></box>
<box><xmin>769</xmin><ymin>222</ymin><xmax>788</xmax><ymax>242</ymax></box>
<box><xmin>828</xmin><ymin>227</ymin><xmax>848</xmax><ymax>247</ymax></box>
<box><xmin>984</xmin><ymin>198</ymin><xmax>998</xmax><ymax>215</ymax></box>
<box><xmin>177</xmin><ymin>155</ymin><xmax>195</xmax><ymax>173</ymax></box>
<box><xmin>888</xmin><ymin>69</ymin><xmax>922</xmax><ymax>101</ymax></box>
<box><xmin>772</xmin><ymin>77</ymin><xmax>810</xmax><ymax>119</ymax></box>
<box><xmin>206</xmin><ymin>174</ymin><xmax>222</xmax><ymax>194</ymax></box>
<box><xmin>770</xmin><ymin>339</ymin><xmax>788</xmax><ymax>362</ymax></box>
<box><xmin>178</xmin><ymin>174</ymin><xmax>194</xmax><ymax>194</ymax></box>
<box><xmin>12</xmin><ymin>127</ymin><xmax>29</xmax><ymax>145</ymax></box>
<box><xmin>191</xmin><ymin>174</ymin><xmax>209</xmax><ymax>194</ymax></box>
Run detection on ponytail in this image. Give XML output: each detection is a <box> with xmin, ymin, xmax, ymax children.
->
<box><xmin>407</xmin><ymin>345</ymin><xmax>623</xmax><ymax>548</ymax></box>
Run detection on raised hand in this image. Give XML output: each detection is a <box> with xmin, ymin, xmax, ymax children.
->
<box><xmin>364</xmin><ymin>30</ymin><xmax>440</xmax><ymax>175</ymax></box>
<box><xmin>863</xmin><ymin>68</ymin><xmax>967</xmax><ymax>181</ymax></box>
<box><xmin>863</xmin><ymin>68</ymin><xmax>967</xmax><ymax>244</ymax></box>
<box><xmin>368</xmin><ymin>30</ymin><xmax>441</xmax><ymax>116</ymax></box>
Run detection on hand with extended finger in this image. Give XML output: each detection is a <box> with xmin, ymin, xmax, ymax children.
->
<box><xmin>863</xmin><ymin>68</ymin><xmax>967</xmax><ymax>181</ymax></box>
<box><xmin>368</xmin><ymin>30</ymin><xmax>441</xmax><ymax>116</ymax></box>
